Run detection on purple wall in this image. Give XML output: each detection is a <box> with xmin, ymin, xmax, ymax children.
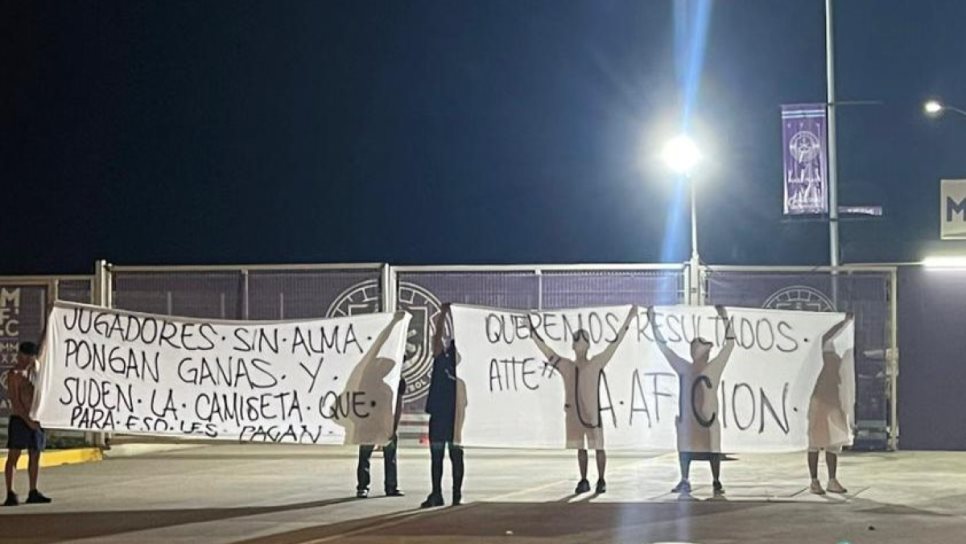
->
<box><xmin>898</xmin><ymin>267</ymin><xmax>966</xmax><ymax>451</ymax></box>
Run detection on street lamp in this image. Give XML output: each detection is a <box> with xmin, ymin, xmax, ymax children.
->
<box><xmin>924</xmin><ymin>99</ymin><xmax>966</xmax><ymax>118</ymax></box>
<box><xmin>662</xmin><ymin>135</ymin><xmax>702</xmax><ymax>305</ymax></box>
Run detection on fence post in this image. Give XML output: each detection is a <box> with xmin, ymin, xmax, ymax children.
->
<box><xmin>888</xmin><ymin>268</ymin><xmax>899</xmax><ymax>450</ymax></box>
<box><xmin>90</xmin><ymin>260</ymin><xmax>112</xmax><ymax>448</ymax></box>
<box><xmin>381</xmin><ymin>264</ymin><xmax>396</xmax><ymax>313</ymax></box>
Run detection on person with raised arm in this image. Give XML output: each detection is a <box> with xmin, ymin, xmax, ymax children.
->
<box><xmin>807</xmin><ymin>313</ymin><xmax>855</xmax><ymax>495</ymax></box>
<box><xmin>649</xmin><ymin>305</ymin><xmax>735</xmax><ymax>498</ymax></box>
<box><xmin>421</xmin><ymin>303</ymin><xmax>466</xmax><ymax>508</ymax></box>
<box><xmin>529</xmin><ymin>305</ymin><xmax>638</xmax><ymax>494</ymax></box>
<box><xmin>4</xmin><ymin>342</ymin><xmax>52</xmax><ymax>506</ymax></box>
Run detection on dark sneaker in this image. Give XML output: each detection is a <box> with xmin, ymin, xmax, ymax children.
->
<box><xmin>574</xmin><ymin>479</ymin><xmax>591</xmax><ymax>494</ymax></box>
<box><xmin>356</xmin><ymin>489</ymin><xmax>369</xmax><ymax>499</ymax></box>
<box><xmin>671</xmin><ymin>479</ymin><xmax>692</xmax><ymax>494</ymax></box>
<box><xmin>595</xmin><ymin>479</ymin><xmax>607</xmax><ymax>494</ymax></box>
<box><xmin>712</xmin><ymin>481</ymin><xmax>725</xmax><ymax>497</ymax></box>
<box><xmin>3</xmin><ymin>492</ymin><xmax>18</xmax><ymax>507</ymax></box>
<box><xmin>452</xmin><ymin>491</ymin><xmax>462</xmax><ymax>506</ymax></box>
<box><xmin>25</xmin><ymin>490</ymin><xmax>51</xmax><ymax>504</ymax></box>
<box><xmin>385</xmin><ymin>489</ymin><xmax>405</xmax><ymax>497</ymax></box>
<box><xmin>420</xmin><ymin>494</ymin><xmax>444</xmax><ymax>508</ymax></box>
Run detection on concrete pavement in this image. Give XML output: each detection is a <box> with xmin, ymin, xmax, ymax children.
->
<box><xmin>0</xmin><ymin>444</ymin><xmax>962</xmax><ymax>543</ymax></box>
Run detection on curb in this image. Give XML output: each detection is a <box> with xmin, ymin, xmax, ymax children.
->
<box><xmin>0</xmin><ymin>448</ymin><xmax>102</xmax><ymax>470</ymax></box>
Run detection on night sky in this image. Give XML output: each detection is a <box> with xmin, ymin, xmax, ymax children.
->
<box><xmin>3</xmin><ymin>0</ymin><xmax>966</xmax><ymax>274</ymax></box>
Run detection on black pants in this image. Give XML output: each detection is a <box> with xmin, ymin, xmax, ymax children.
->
<box><xmin>429</xmin><ymin>441</ymin><xmax>464</xmax><ymax>497</ymax></box>
<box><xmin>357</xmin><ymin>438</ymin><xmax>399</xmax><ymax>493</ymax></box>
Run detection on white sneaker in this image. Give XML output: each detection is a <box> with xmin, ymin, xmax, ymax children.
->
<box><xmin>809</xmin><ymin>479</ymin><xmax>826</xmax><ymax>495</ymax></box>
<box><xmin>671</xmin><ymin>479</ymin><xmax>691</xmax><ymax>494</ymax></box>
<box><xmin>826</xmin><ymin>478</ymin><xmax>847</xmax><ymax>494</ymax></box>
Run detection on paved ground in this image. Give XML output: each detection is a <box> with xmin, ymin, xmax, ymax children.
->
<box><xmin>0</xmin><ymin>444</ymin><xmax>963</xmax><ymax>543</ymax></box>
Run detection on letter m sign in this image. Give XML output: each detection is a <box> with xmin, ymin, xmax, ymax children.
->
<box><xmin>941</xmin><ymin>179</ymin><xmax>966</xmax><ymax>240</ymax></box>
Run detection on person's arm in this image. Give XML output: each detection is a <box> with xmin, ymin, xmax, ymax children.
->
<box><xmin>365</xmin><ymin>311</ymin><xmax>407</xmax><ymax>363</ymax></box>
<box><xmin>647</xmin><ymin>306</ymin><xmax>689</xmax><ymax>374</ymax></box>
<box><xmin>431</xmin><ymin>304</ymin><xmax>450</xmax><ymax>357</ymax></box>
<box><xmin>595</xmin><ymin>305</ymin><xmax>638</xmax><ymax>366</ymax></box>
<box><xmin>392</xmin><ymin>379</ymin><xmax>406</xmax><ymax>437</ymax></box>
<box><xmin>822</xmin><ymin>313</ymin><xmax>854</xmax><ymax>346</ymax></box>
<box><xmin>527</xmin><ymin>314</ymin><xmax>564</xmax><ymax>362</ymax></box>
<box><xmin>710</xmin><ymin>305</ymin><xmax>737</xmax><ymax>367</ymax></box>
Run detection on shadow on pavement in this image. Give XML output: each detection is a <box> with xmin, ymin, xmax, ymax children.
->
<box><xmin>0</xmin><ymin>496</ymin><xmax>360</xmax><ymax>543</ymax></box>
<box><xmin>238</xmin><ymin>499</ymin><xmax>766</xmax><ymax>544</ymax></box>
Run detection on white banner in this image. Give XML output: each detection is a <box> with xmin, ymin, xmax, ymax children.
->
<box><xmin>32</xmin><ymin>302</ymin><xmax>411</xmax><ymax>445</ymax></box>
<box><xmin>451</xmin><ymin>304</ymin><xmax>854</xmax><ymax>452</ymax></box>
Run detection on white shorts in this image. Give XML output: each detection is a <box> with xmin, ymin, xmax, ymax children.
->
<box><xmin>808</xmin><ymin>445</ymin><xmax>843</xmax><ymax>454</ymax></box>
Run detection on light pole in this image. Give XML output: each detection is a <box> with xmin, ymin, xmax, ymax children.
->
<box><xmin>826</xmin><ymin>0</ymin><xmax>841</xmax><ymax>303</ymax></box>
<box><xmin>662</xmin><ymin>135</ymin><xmax>702</xmax><ymax>305</ymax></box>
<box><xmin>924</xmin><ymin>100</ymin><xmax>966</xmax><ymax>118</ymax></box>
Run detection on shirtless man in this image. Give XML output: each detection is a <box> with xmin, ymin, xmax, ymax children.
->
<box><xmin>529</xmin><ymin>306</ymin><xmax>637</xmax><ymax>494</ymax></box>
<box><xmin>807</xmin><ymin>313</ymin><xmax>854</xmax><ymax>495</ymax></box>
<box><xmin>649</xmin><ymin>305</ymin><xmax>735</xmax><ymax>497</ymax></box>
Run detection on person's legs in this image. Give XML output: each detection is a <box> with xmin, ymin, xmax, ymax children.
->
<box><xmin>577</xmin><ymin>449</ymin><xmax>589</xmax><ymax>480</ymax></box>
<box><xmin>430</xmin><ymin>442</ymin><xmax>445</xmax><ymax>496</ymax></box>
<box><xmin>574</xmin><ymin>449</ymin><xmax>591</xmax><ymax>493</ymax></box>
<box><xmin>808</xmin><ymin>449</ymin><xmax>825</xmax><ymax>494</ymax></box>
<box><xmin>4</xmin><ymin>449</ymin><xmax>20</xmax><ymax>500</ymax></box>
<box><xmin>357</xmin><ymin>446</ymin><xmax>374</xmax><ymax>495</ymax></box>
<box><xmin>808</xmin><ymin>451</ymin><xmax>820</xmax><ymax>479</ymax></box>
<box><xmin>826</xmin><ymin>451</ymin><xmax>838</xmax><ymax>480</ymax></box>
<box><xmin>672</xmin><ymin>452</ymin><xmax>692</xmax><ymax>493</ymax></box>
<box><xmin>421</xmin><ymin>441</ymin><xmax>446</xmax><ymax>508</ymax></box>
<box><xmin>826</xmin><ymin>451</ymin><xmax>847</xmax><ymax>493</ymax></box>
<box><xmin>383</xmin><ymin>438</ymin><xmax>401</xmax><ymax>495</ymax></box>
<box><xmin>710</xmin><ymin>455</ymin><xmax>724</xmax><ymax>496</ymax></box>
<box><xmin>450</xmin><ymin>443</ymin><xmax>465</xmax><ymax>505</ymax></box>
<box><xmin>594</xmin><ymin>450</ymin><xmax>607</xmax><ymax>493</ymax></box>
<box><xmin>27</xmin><ymin>451</ymin><xmax>39</xmax><ymax>492</ymax></box>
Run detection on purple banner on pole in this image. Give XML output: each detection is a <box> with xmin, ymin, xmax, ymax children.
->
<box><xmin>782</xmin><ymin>104</ymin><xmax>829</xmax><ymax>215</ymax></box>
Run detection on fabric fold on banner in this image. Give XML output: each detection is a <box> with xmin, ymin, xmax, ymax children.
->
<box><xmin>450</xmin><ymin>304</ymin><xmax>854</xmax><ymax>453</ymax></box>
<box><xmin>782</xmin><ymin>103</ymin><xmax>829</xmax><ymax>215</ymax></box>
<box><xmin>32</xmin><ymin>301</ymin><xmax>411</xmax><ymax>445</ymax></box>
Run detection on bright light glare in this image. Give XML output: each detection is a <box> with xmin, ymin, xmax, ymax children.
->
<box><xmin>923</xmin><ymin>256</ymin><xmax>966</xmax><ymax>268</ymax></box>
<box><xmin>662</xmin><ymin>135</ymin><xmax>700</xmax><ymax>175</ymax></box>
<box><xmin>924</xmin><ymin>100</ymin><xmax>944</xmax><ymax>115</ymax></box>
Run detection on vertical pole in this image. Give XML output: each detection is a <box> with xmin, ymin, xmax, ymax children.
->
<box><xmin>91</xmin><ymin>260</ymin><xmax>111</xmax><ymax>448</ymax></box>
<box><xmin>535</xmin><ymin>268</ymin><xmax>543</xmax><ymax>311</ymax></box>
<box><xmin>380</xmin><ymin>264</ymin><xmax>394</xmax><ymax>313</ymax></box>
<box><xmin>888</xmin><ymin>268</ymin><xmax>899</xmax><ymax>450</ymax></box>
<box><xmin>689</xmin><ymin>179</ymin><xmax>702</xmax><ymax>305</ymax></box>
<box><xmin>826</xmin><ymin>0</ymin><xmax>841</xmax><ymax>305</ymax></box>
<box><xmin>241</xmin><ymin>269</ymin><xmax>250</xmax><ymax>320</ymax></box>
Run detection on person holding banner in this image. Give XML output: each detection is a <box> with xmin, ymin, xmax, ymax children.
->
<box><xmin>528</xmin><ymin>306</ymin><xmax>638</xmax><ymax>495</ymax></box>
<box><xmin>337</xmin><ymin>311</ymin><xmax>407</xmax><ymax>447</ymax></box>
<box><xmin>356</xmin><ymin>376</ymin><xmax>407</xmax><ymax>498</ymax></box>
<box><xmin>649</xmin><ymin>305</ymin><xmax>735</xmax><ymax>498</ymax></box>
<box><xmin>807</xmin><ymin>313</ymin><xmax>854</xmax><ymax>495</ymax></box>
<box><xmin>4</xmin><ymin>342</ymin><xmax>52</xmax><ymax>506</ymax></box>
<box><xmin>421</xmin><ymin>303</ymin><xmax>467</xmax><ymax>508</ymax></box>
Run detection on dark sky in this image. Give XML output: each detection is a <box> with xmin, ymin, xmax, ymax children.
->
<box><xmin>3</xmin><ymin>0</ymin><xmax>966</xmax><ymax>274</ymax></box>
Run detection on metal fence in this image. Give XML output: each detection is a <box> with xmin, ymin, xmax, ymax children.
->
<box><xmin>0</xmin><ymin>276</ymin><xmax>94</xmax><ymax>446</ymax></box>
<box><xmin>702</xmin><ymin>266</ymin><xmax>897</xmax><ymax>450</ymax></box>
<box><xmin>0</xmin><ymin>261</ymin><xmax>898</xmax><ymax>451</ymax></box>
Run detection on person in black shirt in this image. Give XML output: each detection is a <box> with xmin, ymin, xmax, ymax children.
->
<box><xmin>421</xmin><ymin>303</ymin><xmax>466</xmax><ymax>508</ymax></box>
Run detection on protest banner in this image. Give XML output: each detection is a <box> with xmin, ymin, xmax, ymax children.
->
<box><xmin>32</xmin><ymin>301</ymin><xmax>410</xmax><ymax>445</ymax></box>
